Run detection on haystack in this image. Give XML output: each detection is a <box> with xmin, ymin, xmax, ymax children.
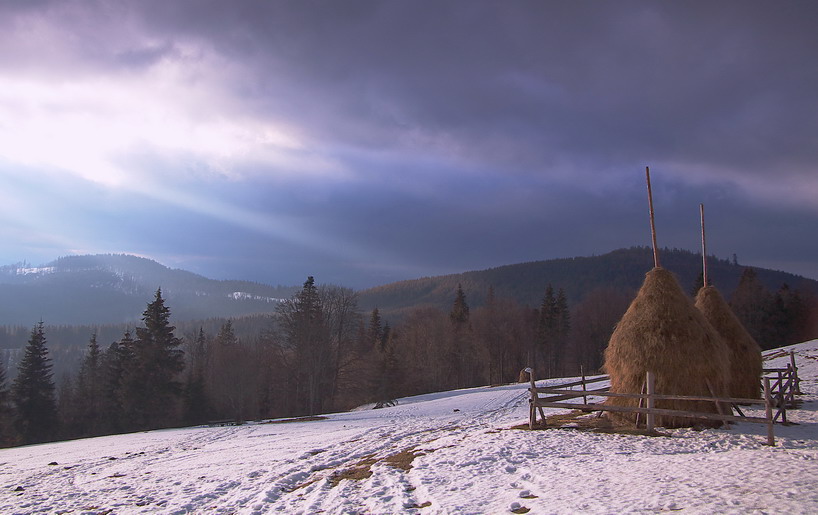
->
<box><xmin>695</xmin><ymin>285</ymin><xmax>762</xmax><ymax>400</ymax></box>
<box><xmin>603</xmin><ymin>267</ymin><xmax>731</xmax><ymax>428</ymax></box>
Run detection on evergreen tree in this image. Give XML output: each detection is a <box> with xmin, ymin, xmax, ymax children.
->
<box><xmin>691</xmin><ymin>271</ymin><xmax>705</xmax><ymax>296</ymax></box>
<box><xmin>132</xmin><ymin>288</ymin><xmax>185</xmax><ymax>429</ymax></box>
<box><xmin>0</xmin><ymin>353</ymin><xmax>14</xmax><ymax>446</ymax></box>
<box><xmin>374</xmin><ymin>329</ymin><xmax>402</xmax><ymax>406</ymax></box>
<box><xmin>11</xmin><ymin>322</ymin><xmax>58</xmax><ymax>444</ymax></box>
<box><xmin>537</xmin><ymin>285</ymin><xmax>557</xmax><ymax>377</ymax></box>
<box><xmin>103</xmin><ymin>331</ymin><xmax>135</xmax><ymax>433</ymax></box>
<box><xmin>730</xmin><ymin>268</ymin><xmax>774</xmax><ymax>348</ymax></box>
<box><xmin>368</xmin><ymin>308</ymin><xmax>384</xmax><ymax>351</ymax></box>
<box><xmin>771</xmin><ymin>284</ymin><xmax>810</xmax><ymax>347</ymax></box>
<box><xmin>184</xmin><ymin>328</ymin><xmax>211</xmax><ymax>425</ymax></box>
<box><xmin>76</xmin><ymin>333</ymin><xmax>104</xmax><ymax>436</ymax></box>
<box><xmin>450</xmin><ymin>284</ymin><xmax>470</xmax><ymax>326</ymax></box>
<box><xmin>276</xmin><ymin>276</ymin><xmax>331</xmax><ymax>415</ymax></box>
<box><xmin>216</xmin><ymin>320</ymin><xmax>238</xmax><ymax>347</ymax></box>
<box><xmin>447</xmin><ymin>284</ymin><xmax>472</xmax><ymax>388</ymax></box>
<box><xmin>554</xmin><ymin>288</ymin><xmax>571</xmax><ymax>376</ymax></box>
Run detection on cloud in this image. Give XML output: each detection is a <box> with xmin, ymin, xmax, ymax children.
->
<box><xmin>0</xmin><ymin>1</ymin><xmax>816</xmax><ymax>287</ymax></box>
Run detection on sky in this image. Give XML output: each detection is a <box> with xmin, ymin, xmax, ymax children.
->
<box><xmin>1</xmin><ymin>1</ymin><xmax>817</xmax><ymax>289</ymax></box>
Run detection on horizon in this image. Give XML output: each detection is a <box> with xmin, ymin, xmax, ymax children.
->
<box><xmin>2</xmin><ymin>2</ymin><xmax>817</xmax><ymax>290</ymax></box>
<box><xmin>4</xmin><ymin>245</ymin><xmax>817</xmax><ymax>292</ymax></box>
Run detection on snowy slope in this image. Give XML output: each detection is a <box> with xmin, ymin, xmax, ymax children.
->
<box><xmin>2</xmin><ymin>340</ymin><xmax>818</xmax><ymax>514</ymax></box>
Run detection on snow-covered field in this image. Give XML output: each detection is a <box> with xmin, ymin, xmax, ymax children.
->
<box><xmin>3</xmin><ymin>340</ymin><xmax>818</xmax><ymax>514</ymax></box>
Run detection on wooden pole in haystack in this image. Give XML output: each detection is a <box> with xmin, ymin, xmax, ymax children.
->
<box><xmin>700</xmin><ymin>203</ymin><xmax>708</xmax><ymax>287</ymax></box>
<box><xmin>645</xmin><ymin>166</ymin><xmax>660</xmax><ymax>268</ymax></box>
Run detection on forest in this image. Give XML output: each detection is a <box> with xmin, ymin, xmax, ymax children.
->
<box><xmin>0</xmin><ymin>266</ymin><xmax>816</xmax><ymax>447</ymax></box>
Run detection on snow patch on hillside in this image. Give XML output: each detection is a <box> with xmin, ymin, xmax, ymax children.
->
<box><xmin>229</xmin><ymin>291</ymin><xmax>284</xmax><ymax>303</ymax></box>
<box><xmin>1</xmin><ymin>340</ymin><xmax>817</xmax><ymax>514</ymax></box>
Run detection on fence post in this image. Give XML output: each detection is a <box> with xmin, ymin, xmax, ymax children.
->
<box><xmin>646</xmin><ymin>371</ymin><xmax>655</xmax><ymax>432</ymax></box>
<box><xmin>526</xmin><ymin>368</ymin><xmax>537</xmax><ymax>429</ymax></box>
<box><xmin>790</xmin><ymin>351</ymin><xmax>802</xmax><ymax>395</ymax></box>
<box><xmin>581</xmin><ymin>365</ymin><xmax>588</xmax><ymax>405</ymax></box>
<box><xmin>764</xmin><ymin>377</ymin><xmax>775</xmax><ymax>446</ymax></box>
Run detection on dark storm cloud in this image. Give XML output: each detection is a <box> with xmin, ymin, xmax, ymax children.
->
<box><xmin>108</xmin><ymin>1</ymin><xmax>818</xmax><ymax>183</ymax></box>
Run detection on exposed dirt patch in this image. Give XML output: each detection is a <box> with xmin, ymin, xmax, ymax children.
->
<box><xmin>407</xmin><ymin>501</ymin><xmax>432</xmax><ymax>508</ymax></box>
<box><xmin>511</xmin><ymin>506</ymin><xmax>530</xmax><ymax>514</ymax></box>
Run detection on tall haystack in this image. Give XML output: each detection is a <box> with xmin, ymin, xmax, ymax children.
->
<box><xmin>603</xmin><ymin>267</ymin><xmax>731</xmax><ymax>428</ymax></box>
<box><xmin>695</xmin><ymin>285</ymin><xmax>762</xmax><ymax>399</ymax></box>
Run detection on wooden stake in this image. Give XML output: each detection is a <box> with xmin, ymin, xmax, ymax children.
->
<box><xmin>646</xmin><ymin>371</ymin><xmax>656</xmax><ymax>432</ymax></box>
<box><xmin>700</xmin><ymin>203</ymin><xmax>708</xmax><ymax>287</ymax></box>
<box><xmin>764</xmin><ymin>377</ymin><xmax>775</xmax><ymax>446</ymax></box>
<box><xmin>645</xmin><ymin>167</ymin><xmax>660</xmax><ymax>268</ymax></box>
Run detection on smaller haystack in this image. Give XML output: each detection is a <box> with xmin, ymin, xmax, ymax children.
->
<box><xmin>695</xmin><ymin>285</ymin><xmax>763</xmax><ymax>400</ymax></box>
<box><xmin>603</xmin><ymin>267</ymin><xmax>731</xmax><ymax>428</ymax></box>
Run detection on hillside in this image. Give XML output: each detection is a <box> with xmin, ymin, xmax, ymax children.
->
<box><xmin>1</xmin><ymin>340</ymin><xmax>817</xmax><ymax>513</ymax></box>
<box><xmin>0</xmin><ymin>254</ymin><xmax>297</xmax><ymax>326</ymax></box>
<box><xmin>358</xmin><ymin>247</ymin><xmax>818</xmax><ymax>318</ymax></box>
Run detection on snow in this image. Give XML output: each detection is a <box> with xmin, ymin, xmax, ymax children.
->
<box><xmin>3</xmin><ymin>340</ymin><xmax>818</xmax><ymax>514</ymax></box>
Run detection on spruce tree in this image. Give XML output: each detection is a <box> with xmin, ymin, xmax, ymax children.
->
<box><xmin>537</xmin><ymin>285</ymin><xmax>557</xmax><ymax>377</ymax></box>
<box><xmin>133</xmin><ymin>288</ymin><xmax>185</xmax><ymax>429</ymax></box>
<box><xmin>103</xmin><ymin>331</ymin><xmax>135</xmax><ymax>433</ymax></box>
<box><xmin>0</xmin><ymin>353</ymin><xmax>13</xmax><ymax>446</ymax></box>
<box><xmin>11</xmin><ymin>322</ymin><xmax>58</xmax><ymax>444</ymax></box>
<box><xmin>76</xmin><ymin>333</ymin><xmax>104</xmax><ymax>436</ymax></box>
<box><xmin>554</xmin><ymin>288</ymin><xmax>571</xmax><ymax>376</ymax></box>
<box><xmin>277</xmin><ymin>276</ymin><xmax>331</xmax><ymax>415</ymax></box>
<box><xmin>447</xmin><ymin>284</ymin><xmax>471</xmax><ymax>388</ymax></box>
<box><xmin>216</xmin><ymin>320</ymin><xmax>238</xmax><ymax>347</ymax></box>
<box><xmin>368</xmin><ymin>308</ymin><xmax>384</xmax><ymax>351</ymax></box>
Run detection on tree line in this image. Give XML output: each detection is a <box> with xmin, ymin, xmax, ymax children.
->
<box><xmin>1</xmin><ymin>268</ymin><xmax>815</xmax><ymax>447</ymax></box>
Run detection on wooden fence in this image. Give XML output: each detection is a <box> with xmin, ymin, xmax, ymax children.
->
<box><xmin>526</xmin><ymin>352</ymin><xmax>802</xmax><ymax>446</ymax></box>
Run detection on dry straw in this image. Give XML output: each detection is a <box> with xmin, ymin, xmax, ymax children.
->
<box><xmin>695</xmin><ymin>285</ymin><xmax>762</xmax><ymax>400</ymax></box>
<box><xmin>603</xmin><ymin>267</ymin><xmax>731</xmax><ymax>428</ymax></box>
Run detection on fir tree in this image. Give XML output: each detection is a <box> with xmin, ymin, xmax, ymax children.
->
<box><xmin>447</xmin><ymin>284</ymin><xmax>471</xmax><ymax>388</ymax></box>
<box><xmin>11</xmin><ymin>322</ymin><xmax>58</xmax><ymax>444</ymax></box>
<box><xmin>450</xmin><ymin>284</ymin><xmax>470</xmax><ymax>326</ymax></box>
<box><xmin>368</xmin><ymin>308</ymin><xmax>384</xmax><ymax>351</ymax></box>
<box><xmin>277</xmin><ymin>276</ymin><xmax>331</xmax><ymax>415</ymax></box>
<box><xmin>132</xmin><ymin>288</ymin><xmax>185</xmax><ymax>429</ymax></box>
<box><xmin>184</xmin><ymin>328</ymin><xmax>211</xmax><ymax>425</ymax></box>
<box><xmin>0</xmin><ymin>352</ymin><xmax>14</xmax><ymax>446</ymax></box>
<box><xmin>216</xmin><ymin>320</ymin><xmax>238</xmax><ymax>347</ymax></box>
<box><xmin>537</xmin><ymin>285</ymin><xmax>557</xmax><ymax>377</ymax></box>
<box><xmin>76</xmin><ymin>333</ymin><xmax>104</xmax><ymax>436</ymax></box>
<box><xmin>554</xmin><ymin>288</ymin><xmax>571</xmax><ymax>376</ymax></box>
<box><xmin>105</xmin><ymin>331</ymin><xmax>135</xmax><ymax>432</ymax></box>
<box><xmin>691</xmin><ymin>271</ymin><xmax>705</xmax><ymax>296</ymax></box>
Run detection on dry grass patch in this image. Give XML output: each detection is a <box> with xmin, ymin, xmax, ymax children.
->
<box><xmin>329</xmin><ymin>455</ymin><xmax>378</xmax><ymax>487</ymax></box>
<box><xmin>384</xmin><ymin>446</ymin><xmax>427</xmax><ymax>472</ymax></box>
<box><xmin>510</xmin><ymin>410</ymin><xmax>670</xmax><ymax>437</ymax></box>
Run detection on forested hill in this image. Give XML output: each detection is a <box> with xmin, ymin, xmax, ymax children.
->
<box><xmin>0</xmin><ymin>254</ymin><xmax>297</xmax><ymax>326</ymax></box>
<box><xmin>358</xmin><ymin>247</ymin><xmax>818</xmax><ymax>318</ymax></box>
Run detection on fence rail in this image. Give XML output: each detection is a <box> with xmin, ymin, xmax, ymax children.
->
<box><xmin>526</xmin><ymin>351</ymin><xmax>801</xmax><ymax>447</ymax></box>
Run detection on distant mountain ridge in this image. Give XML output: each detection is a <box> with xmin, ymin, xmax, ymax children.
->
<box><xmin>357</xmin><ymin>247</ymin><xmax>818</xmax><ymax>319</ymax></box>
<box><xmin>2</xmin><ymin>248</ymin><xmax>815</xmax><ymax>328</ymax></box>
<box><xmin>0</xmin><ymin>254</ymin><xmax>298</xmax><ymax>326</ymax></box>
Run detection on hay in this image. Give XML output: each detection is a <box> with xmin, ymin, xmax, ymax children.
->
<box><xmin>695</xmin><ymin>286</ymin><xmax>763</xmax><ymax>400</ymax></box>
<box><xmin>603</xmin><ymin>268</ymin><xmax>731</xmax><ymax>428</ymax></box>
